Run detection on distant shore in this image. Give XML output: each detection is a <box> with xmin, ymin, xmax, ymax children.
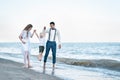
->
<box><xmin>0</xmin><ymin>58</ymin><xmax>62</xmax><ymax>80</ymax></box>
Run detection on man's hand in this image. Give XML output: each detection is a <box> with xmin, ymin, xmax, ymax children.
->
<box><xmin>58</xmin><ymin>44</ymin><xmax>61</xmax><ymax>49</ymax></box>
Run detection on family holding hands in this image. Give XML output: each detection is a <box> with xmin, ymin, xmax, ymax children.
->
<box><xmin>19</xmin><ymin>22</ymin><xmax>61</xmax><ymax>70</ymax></box>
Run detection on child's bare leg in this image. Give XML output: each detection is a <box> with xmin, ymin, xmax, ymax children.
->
<box><xmin>39</xmin><ymin>53</ymin><xmax>43</xmax><ymax>60</ymax></box>
<box><xmin>38</xmin><ymin>53</ymin><xmax>43</xmax><ymax>61</ymax></box>
<box><xmin>37</xmin><ymin>53</ymin><xmax>40</xmax><ymax>60</ymax></box>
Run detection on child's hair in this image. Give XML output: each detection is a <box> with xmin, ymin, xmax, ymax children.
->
<box><xmin>24</xmin><ymin>24</ymin><xmax>33</xmax><ymax>31</ymax></box>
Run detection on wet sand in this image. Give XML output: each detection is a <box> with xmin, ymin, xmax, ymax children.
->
<box><xmin>0</xmin><ymin>58</ymin><xmax>62</xmax><ymax>80</ymax></box>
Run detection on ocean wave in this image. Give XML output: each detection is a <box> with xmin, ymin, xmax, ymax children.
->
<box><xmin>1</xmin><ymin>52</ymin><xmax>120</xmax><ymax>72</ymax></box>
<box><xmin>50</xmin><ymin>57</ymin><xmax>120</xmax><ymax>72</ymax></box>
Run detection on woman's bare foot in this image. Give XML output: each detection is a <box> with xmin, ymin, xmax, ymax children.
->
<box><xmin>28</xmin><ymin>65</ymin><xmax>32</xmax><ymax>68</ymax></box>
<box><xmin>23</xmin><ymin>65</ymin><xmax>28</xmax><ymax>68</ymax></box>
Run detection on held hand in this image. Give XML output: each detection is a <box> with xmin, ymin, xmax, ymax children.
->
<box><xmin>58</xmin><ymin>44</ymin><xmax>61</xmax><ymax>49</ymax></box>
<box><xmin>44</xmin><ymin>26</ymin><xmax>46</xmax><ymax>30</ymax></box>
<box><xmin>34</xmin><ymin>30</ymin><xmax>36</xmax><ymax>32</ymax></box>
<box><xmin>22</xmin><ymin>41</ymin><xmax>26</xmax><ymax>44</ymax></box>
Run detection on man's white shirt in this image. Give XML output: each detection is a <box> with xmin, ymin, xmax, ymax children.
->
<box><xmin>43</xmin><ymin>28</ymin><xmax>61</xmax><ymax>45</ymax></box>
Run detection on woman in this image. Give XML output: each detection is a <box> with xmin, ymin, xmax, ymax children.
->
<box><xmin>19</xmin><ymin>24</ymin><xmax>35</xmax><ymax>68</ymax></box>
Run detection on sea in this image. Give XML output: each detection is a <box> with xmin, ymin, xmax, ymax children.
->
<box><xmin>0</xmin><ymin>42</ymin><xmax>120</xmax><ymax>80</ymax></box>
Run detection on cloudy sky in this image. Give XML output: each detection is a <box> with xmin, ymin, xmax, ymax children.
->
<box><xmin>0</xmin><ymin>0</ymin><xmax>120</xmax><ymax>42</ymax></box>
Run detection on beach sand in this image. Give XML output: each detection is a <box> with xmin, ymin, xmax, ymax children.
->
<box><xmin>0</xmin><ymin>58</ymin><xmax>62</xmax><ymax>80</ymax></box>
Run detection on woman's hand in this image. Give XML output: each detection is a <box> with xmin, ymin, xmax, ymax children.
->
<box><xmin>34</xmin><ymin>30</ymin><xmax>36</xmax><ymax>33</ymax></box>
<box><xmin>31</xmin><ymin>29</ymin><xmax>36</xmax><ymax>38</ymax></box>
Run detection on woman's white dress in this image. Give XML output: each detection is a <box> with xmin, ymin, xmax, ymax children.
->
<box><xmin>21</xmin><ymin>30</ymin><xmax>31</xmax><ymax>52</ymax></box>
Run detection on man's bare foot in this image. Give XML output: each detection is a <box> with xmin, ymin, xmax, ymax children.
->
<box><xmin>53</xmin><ymin>64</ymin><xmax>55</xmax><ymax>70</ymax></box>
<box><xmin>43</xmin><ymin>63</ymin><xmax>46</xmax><ymax>70</ymax></box>
<box><xmin>43</xmin><ymin>63</ymin><xmax>46</xmax><ymax>74</ymax></box>
<box><xmin>52</xmin><ymin>68</ymin><xmax>55</xmax><ymax>75</ymax></box>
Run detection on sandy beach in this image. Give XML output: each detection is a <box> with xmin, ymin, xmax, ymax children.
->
<box><xmin>0</xmin><ymin>58</ymin><xmax>62</xmax><ymax>80</ymax></box>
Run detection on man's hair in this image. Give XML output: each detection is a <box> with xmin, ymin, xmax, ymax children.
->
<box><xmin>50</xmin><ymin>22</ymin><xmax>55</xmax><ymax>25</ymax></box>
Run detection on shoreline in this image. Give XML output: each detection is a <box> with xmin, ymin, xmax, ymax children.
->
<box><xmin>48</xmin><ymin>57</ymin><xmax>120</xmax><ymax>72</ymax></box>
<box><xmin>0</xmin><ymin>58</ymin><xmax>62</xmax><ymax>80</ymax></box>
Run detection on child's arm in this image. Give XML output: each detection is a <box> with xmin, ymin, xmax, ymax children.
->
<box><xmin>42</xmin><ymin>26</ymin><xmax>46</xmax><ymax>37</ymax></box>
<box><xmin>42</xmin><ymin>31</ymin><xmax>46</xmax><ymax>37</ymax></box>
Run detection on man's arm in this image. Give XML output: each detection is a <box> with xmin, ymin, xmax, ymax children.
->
<box><xmin>42</xmin><ymin>26</ymin><xmax>49</xmax><ymax>34</ymax></box>
<box><xmin>57</xmin><ymin>30</ymin><xmax>61</xmax><ymax>49</ymax></box>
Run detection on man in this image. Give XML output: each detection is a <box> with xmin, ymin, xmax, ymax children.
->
<box><xmin>43</xmin><ymin>22</ymin><xmax>61</xmax><ymax>70</ymax></box>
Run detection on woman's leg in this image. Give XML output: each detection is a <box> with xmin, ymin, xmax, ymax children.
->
<box><xmin>24</xmin><ymin>51</ymin><xmax>28</xmax><ymax>67</ymax></box>
<box><xmin>27</xmin><ymin>51</ymin><xmax>31</xmax><ymax>68</ymax></box>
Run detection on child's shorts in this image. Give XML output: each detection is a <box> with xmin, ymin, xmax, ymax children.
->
<box><xmin>39</xmin><ymin>46</ymin><xmax>44</xmax><ymax>53</ymax></box>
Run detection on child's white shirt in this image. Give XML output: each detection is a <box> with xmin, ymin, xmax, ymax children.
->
<box><xmin>39</xmin><ymin>37</ymin><xmax>46</xmax><ymax>46</ymax></box>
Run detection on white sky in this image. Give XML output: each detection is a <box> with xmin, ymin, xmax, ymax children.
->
<box><xmin>0</xmin><ymin>0</ymin><xmax>120</xmax><ymax>42</ymax></box>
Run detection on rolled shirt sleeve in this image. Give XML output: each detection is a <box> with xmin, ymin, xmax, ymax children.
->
<box><xmin>57</xmin><ymin>30</ymin><xmax>61</xmax><ymax>45</ymax></box>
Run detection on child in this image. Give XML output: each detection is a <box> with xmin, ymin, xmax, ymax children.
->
<box><xmin>35</xmin><ymin>27</ymin><xmax>46</xmax><ymax>61</ymax></box>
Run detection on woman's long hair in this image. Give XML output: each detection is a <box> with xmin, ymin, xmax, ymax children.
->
<box><xmin>23</xmin><ymin>24</ymin><xmax>33</xmax><ymax>37</ymax></box>
<box><xmin>24</xmin><ymin>24</ymin><xmax>33</xmax><ymax>31</ymax></box>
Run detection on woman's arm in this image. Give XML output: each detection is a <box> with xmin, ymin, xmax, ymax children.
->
<box><xmin>31</xmin><ymin>30</ymin><xmax>36</xmax><ymax>38</ymax></box>
<box><xmin>35</xmin><ymin>31</ymin><xmax>39</xmax><ymax>39</ymax></box>
<box><xmin>19</xmin><ymin>32</ymin><xmax>25</xmax><ymax>44</ymax></box>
